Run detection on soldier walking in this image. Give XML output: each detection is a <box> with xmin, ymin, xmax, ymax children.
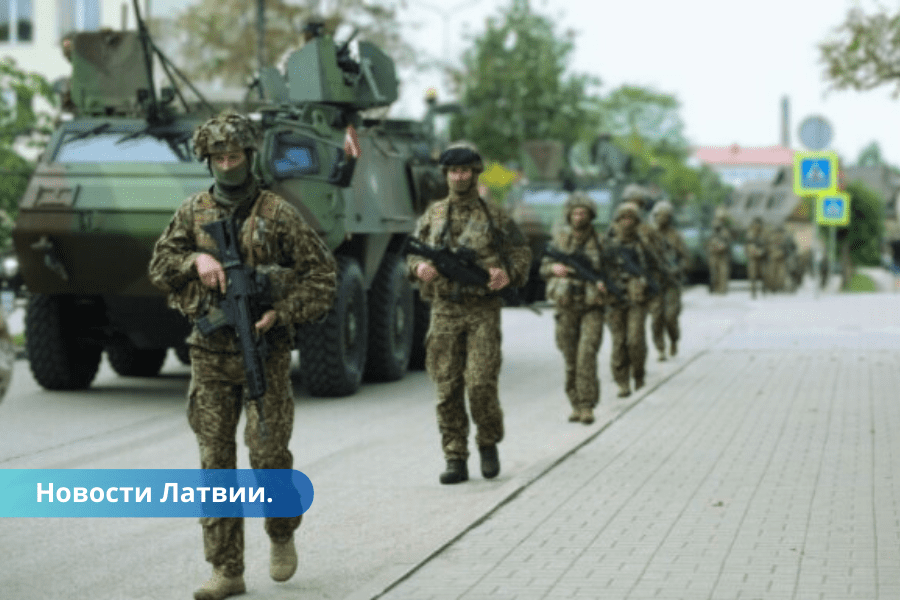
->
<box><xmin>407</xmin><ymin>143</ymin><xmax>531</xmax><ymax>485</ymax></box>
<box><xmin>648</xmin><ymin>201</ymin><xmax>689</xmax><ymax>361</ymax></box>
<box><xmin>706</xmin><ymin>207</ymin><xmax>732</xmax><ymax>294</ymax></box>
<box><xmin>148</xmin><ymin>111</ymin><xmax>337</xmax><ymax>600</ymax></box>
<box><xmin>765</xmin><ymin>226</ymin><xmax>790</xmax><ymax>293</ymax></box>
<box><xmin>745</xmin><ymin>217</ymin><xmax>767</xmax><ymax>299</ymax></box>
<box><xmin>540</xmin><ymin>193</ymin><xmax>607</xmax><ymax>425</ymax></box>
<box><xmin>605</xmin><ymin>202</ymin><xmax>662</xmax><ymax>398</ymax></box>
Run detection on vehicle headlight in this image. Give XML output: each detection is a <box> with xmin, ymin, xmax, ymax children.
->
<box><xmin>2</xmin><ymin>256</ymin><xmax>19</xmax><ymax>279</ymax></box>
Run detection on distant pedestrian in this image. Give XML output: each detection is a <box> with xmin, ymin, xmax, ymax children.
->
<box><xmin>745</xmin><ymin>217</ymin><xmax>767</xmax><ymax>299</ymax></box>
<box><xmin>649</xmin><ymin>200</ymin><xmax>689</xmax><ymax>361</ymax></box>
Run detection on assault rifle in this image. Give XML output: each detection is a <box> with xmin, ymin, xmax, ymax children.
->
<box><xmin>542</xmin><ymin>245</ymin><xmax>625</xmax><ymax>302</ymax></box>
<box><xmin>401</xmin><ymin>237</ymin><xmax>540</xmax><ymax>314</ymax></box>
<box><xmin>608</xmin><ymin>246</ymin><xmax>660</xmax><ymax>297</ymax></box>
<box><xmin>196</xmin><ymin>218</ymin><xmax>273</xmax><ymax>404</ymax></box>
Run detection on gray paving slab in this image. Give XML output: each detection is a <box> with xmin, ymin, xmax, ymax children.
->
<box><xmin>375</xmin><ymin>290</ymin><xmax>900</xmax><ymax>600</ymax></box>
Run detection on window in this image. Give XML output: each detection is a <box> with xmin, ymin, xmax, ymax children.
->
<box><xmin>271</xmin><ymin>133</ymin><xmax>320</xmax><ymax>179</ymax></box>
<box><xmin>58</xmin><ymin>0</ymin><xmax>100</xmax><ymax>38</ymax></box>
<box><xmin>54</xmin><ymin>130</ymin><xmax>194</xmax><ymax>163</ymax></box>
<box><xmin>1</xmin><ymin>0</ymin><xmax>33</xmax><ymax>43</ymax></box>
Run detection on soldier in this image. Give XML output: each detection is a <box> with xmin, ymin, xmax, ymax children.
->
<box><xmin>765</xmin><ymin>226</ymin><xmax>790</xmax><ymax>293</ymax></box>
<box><xmin>706</xmin><ymin>207</ymin><xmax>732</xmax><ymax>294</ymax></box>
<box><xmin>745</xmin><ymin>217</ymin><xmax>767</xmax><ymax>299</ymax></box>
<box><xmin>540</xmin><ymin>192</ymin><xmax>607</xmax><ymax>424</ymax></box>
<box><xmin>407</xmin><ymin>142</ymin><xmax>531</xmax><ymax>485</ymax></box>
<box><xmin>148</xmin><ymin>111</ymin><xmax>336</xmax><ymax>600</ymax></box>
<box><xmin>648</xmin><ymin>200</ymin><xmax>689</xmax><ymax>361</ymax></box>
<box><xmin>605</xmin><ymin>202</ymin><xmax>661</xmax><ymax>398</ymax></box>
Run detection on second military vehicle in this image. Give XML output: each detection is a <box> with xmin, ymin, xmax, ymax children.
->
<box><xmin>12</xmin><ymin>7</ymin><xmax>445</xmax><ymax>397</ymax></box>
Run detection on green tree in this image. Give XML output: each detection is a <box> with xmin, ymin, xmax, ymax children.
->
<box><xmin>856</xmin><ymin>141</ymin><xmax>883</xmax><ymax>167</ymax></box>
<box><xmin>820</xmin><ymin>6</ymin><xmax>900</xmax><ymax>94</ymax></box>
<box><xmin>600</xmin><ymin>85</ymin><xmax>688</xmax><ymax>153</ymax></box>
<box><xmin>448</xmin><ymin>0</ymin><xmax>600</xmax><ymax>163</ymax></box>
<box><xmin>166</xmin><ymin>0</ymin><xmax>410</xmax><ymax>89</ymax></box>
<box><xmin>837</xmin><ymin>179</ymin><xmax>884</xmax><ymax>267</ymax></box>
<box><xmin>0</xmin><ymin>58</ymin><xmax>56</xmax><ymax>249</ymax></box>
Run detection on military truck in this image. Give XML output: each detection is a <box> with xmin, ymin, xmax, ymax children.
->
<box><xmin>12</xmin><ymin>10</ymin><xmax>445</xmax><ymax>397</ymax></box>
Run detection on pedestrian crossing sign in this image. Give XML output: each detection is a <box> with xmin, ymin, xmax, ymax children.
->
<box><xmin>793</xmin><ymin>151</ymin><xmax>839</xmax><ymax>196</ymax></box>
<box><xmin>815</xmin><ymin>192</ymin><xmax>850</xmax><ymax>226</ymax></box>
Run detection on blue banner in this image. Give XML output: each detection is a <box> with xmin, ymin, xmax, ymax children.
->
<box><xmin>0</xmin><ymin>469</ymin><xmax>313</xmax><ymax>518</ymax></box>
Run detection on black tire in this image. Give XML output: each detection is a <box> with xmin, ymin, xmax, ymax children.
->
<box><xmin>25</xmin><ymin>294</ymin><xmax>102</xmax><ymax>390</ymax></box>
<box><xmin>408</xmin><ymin>289</ymin><xmax>430</xmax><ymax>371</ymax></box>
<box><xmin>299</xmin><ymin>257</ymin><xmax>368</xmax><ymax>397</ymax></box>
<box><xmin>106</xmin><ymin>343</ymin><xmax>167</xmax><ymax>377</ymax></box>
<box><xmin>174</xmin><ymin>344</ymin><xmax>191</xmax><ymax>365</ymax></box>
<box><xmin>364</xmin><ymin>253</ymin><xmax>414</xmax><ymax>382</ymax></box>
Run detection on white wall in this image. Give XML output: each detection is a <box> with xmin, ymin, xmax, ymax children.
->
<box><xmin>0</xmin><ymin>0</ymin><xmax>145</xmax><ymax>82</ymax></box>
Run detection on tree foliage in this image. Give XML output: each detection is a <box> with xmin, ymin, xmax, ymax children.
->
<box><xmin>600</xmin><ymin>85</ymin><xmax>688</xmax><ymax>153</ymax></box>
<box><xmin>0</xmin><ymin>58</ymin><xmax>57</xmax><ymax>248</ymax></box>
<box><xmin>838</xmin><ymin>179</ymin><xmax>885</xmax><ymax>266</ymax></box>
<box><xmin>448</xmin><ymin>0</ymin><xmax>600</xmax><ymax>163</ymax></box>
<box><xmin>163</xmin><ymin>0</ymin><xmax>410</xmax><ymax>89</ymax></box>
<box><xmin>820</xmin><ymin>6</ymin><xmax>900</xmax><ymax>95</ymax></box>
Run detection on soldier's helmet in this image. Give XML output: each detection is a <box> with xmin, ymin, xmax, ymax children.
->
<box><xmin>651</xmin><ymin>199</ymin><xmax>674</xmax><ymax>218</ymax></box>
<box><xmin>614</xmin><ymin>201</ymin><xmax>642</xmax><ymax>222</ymax></box>
<box><xmin>439</xmin><ymin>141</ymin><xmax>484</xmax><ymax>174</ymax></box>
<box><xmin>621</xmin><ymin>183</ymin><xmax>652</xmax><ymax>207</ymax></box>
<box><xmin>192</xmin><ymin>110</ymin><xmax>259</xmax><ymax>161</ymax></box>
<box><xmin>564</xmin><ymin>191</ymin><xmax>597</xmax><ymax>223</ymax></box>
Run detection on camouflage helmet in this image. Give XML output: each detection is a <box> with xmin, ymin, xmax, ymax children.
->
<box><xmin>651</xmin><ymin>199</ymin><xmax>673</xmax><ymax>218</ymax></box>
<box><xmin>192</xmin><ymin>110</ymin><xmax>259</xmax><ymax>161</ymax></box>
<box><xmin>439</xmin><ymin>141</ymin><xmax>484</xmax><ymax>174</ymax></box>
<box><xmin>614</xmin><ymin>201</ymin><xmax>642</xmax><ymax>222</ymax></box>
<box><xmin>621</xmin><ymin>183</ymin><xmax>652</xmax><ymax>205</ymax></box>
<box><xmin>564</xmin><ymin>191</ymin><xmax>597</xmax><ymax>223</ymax></box>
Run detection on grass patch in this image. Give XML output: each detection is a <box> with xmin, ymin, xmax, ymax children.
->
<box><xmin>843</xmin><ymin>273</ymin><xmax>877</xmax><ymax>292</ymax></box>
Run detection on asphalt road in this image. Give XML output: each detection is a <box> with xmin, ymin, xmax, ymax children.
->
<box><xmin>0</xmin><ymin>279</ymin><xmax>873</xmax><ymax>600</ymax></box>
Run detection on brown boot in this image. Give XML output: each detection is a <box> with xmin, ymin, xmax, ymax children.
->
<box><xmin>270</xmin><ymin>536</ymin><xmax>298</xmax><ymax>582</ymax></box>
<box><xmin>194</xmin><ymin>566</ymin><xmax>246</xmax><ymax>600</ymax></box>
<box><xmin>568</xmin><ymin>409</ymin><xmax>581</xmax><ymax>422</ymax></box>
<box><xmin>617</xmin><ymin>385</ymin><xmax>631</xmax><ymax>398</ymax></box>
<box><xmin>580</xmin><ymin>407</ymin><xmax>595</xmax><ymax>424</ymax></box>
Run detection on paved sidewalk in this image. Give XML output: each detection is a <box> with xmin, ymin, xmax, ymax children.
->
<box><xmin>375</xmin><ymin>291</ymin><xmax>900</xmax><ymax>600</ymax></box>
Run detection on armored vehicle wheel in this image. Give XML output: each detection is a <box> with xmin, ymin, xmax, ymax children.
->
<box><xmin>299</xmin><ymin>257</ymin><xmax>368</xmax><ymax>397</ymax></box>
<box><xmin>106</xmin><ymin>343</ymin><xmax>167</xmax><ymax>377</ymax></box>
<box><xmin>408</xmin><ymin>290</ymin><xmax>429</xmax><ymax>371</ymax></box>
<box><xmin>25</xmin><ymin>294</ymin><xmax>102</xmax><ymax>390</ymax></box>
<box><xmin>364</xmin><ymin>253</ymin><xmax>413</xmax><ymax>382</ymax></box>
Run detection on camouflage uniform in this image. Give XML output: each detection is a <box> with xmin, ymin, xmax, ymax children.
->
<box><xmin>148</xmin><ymin>112</ymin><xmax>336</xmax><ymax>583</ymax></box>
<box><xmin>707</xmin><ymin>209</ymin><xmax>732</xmax><ymax>294</ymax></box>
<box><xmin>648</xmin><ymin>201</ymin><xmax>689</xmax><ymax>360</ymax></box>
<box><xmin>764</xmin><ymin>226</ymin><xmax>790</xmax><ymax>293</ymax></box>
<box><xmin>604</xmin><ymin>202</ymin><xmax>662</xmax><ymax>397</ymax></box>
<box><xmin>408</xmin><ymin>144</ymin><xmax>531</xmax><ymax>483</ymax></box>
<box><xmin>745</xmin><ymin>218</ymin><xmax>767</xmax><ymax>298</ymax></box>
<box><xmin>539</xmin><ymin>193</ymin><xmax>606</xmax><ymax>422</ymax></box>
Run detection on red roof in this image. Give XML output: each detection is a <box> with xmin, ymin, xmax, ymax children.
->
<box><xmin>693</xmin><ymin>144</ymin><xmax>794</xmax><ymax>166</ymax></box>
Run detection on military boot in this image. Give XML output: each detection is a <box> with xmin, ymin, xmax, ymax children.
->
<box><xmin>194</xmin><ymin>566</ymin><xmax>246</xmax><ymax>600</ymax></box>
<box><xmin>439</xmin><ymin>459</ymin><xmax>469</xmax><ymax>484</ymax></box>
<box><xmin>270</xmin><ymin>536</ymin><xmax>298</xmax><ymax>582</ymax></box>
<box><xmin>579</xmin><ymin>407</ymin><xmax>595</xmax><ymax>425</ymax></box>
<box><xmin>568</xmin><ymin>408</ymin><xmax>581</xmax><ymax>422</ymax></box>
<box><xmin>658</xmin><ymin>352</ymin><xmax>667</xmax><ymax>362</ymax></box>
<box><xmin>617</xmin><ymin>385</ymin><xmax>631</xmax><ymax>398</ymax></box>
<box><xmin>635</xmin><ymin>378</ymin><xmax>645</xmax><ymax>390</ymax></box>
<box><xmin>670</xmin><ymin>341</ymin><xmax>678</xmax><ymax>356</ymax></box>
<box><xmin>479</xmin><ymin>445</ymin><xmax>500</xmax><ymax>479</ymax></box>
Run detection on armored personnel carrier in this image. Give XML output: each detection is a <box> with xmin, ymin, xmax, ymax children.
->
<box><xmin>12</xmin><ymin>11</ymin><xmax>445</xmax><ymax>396</ymax></box>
